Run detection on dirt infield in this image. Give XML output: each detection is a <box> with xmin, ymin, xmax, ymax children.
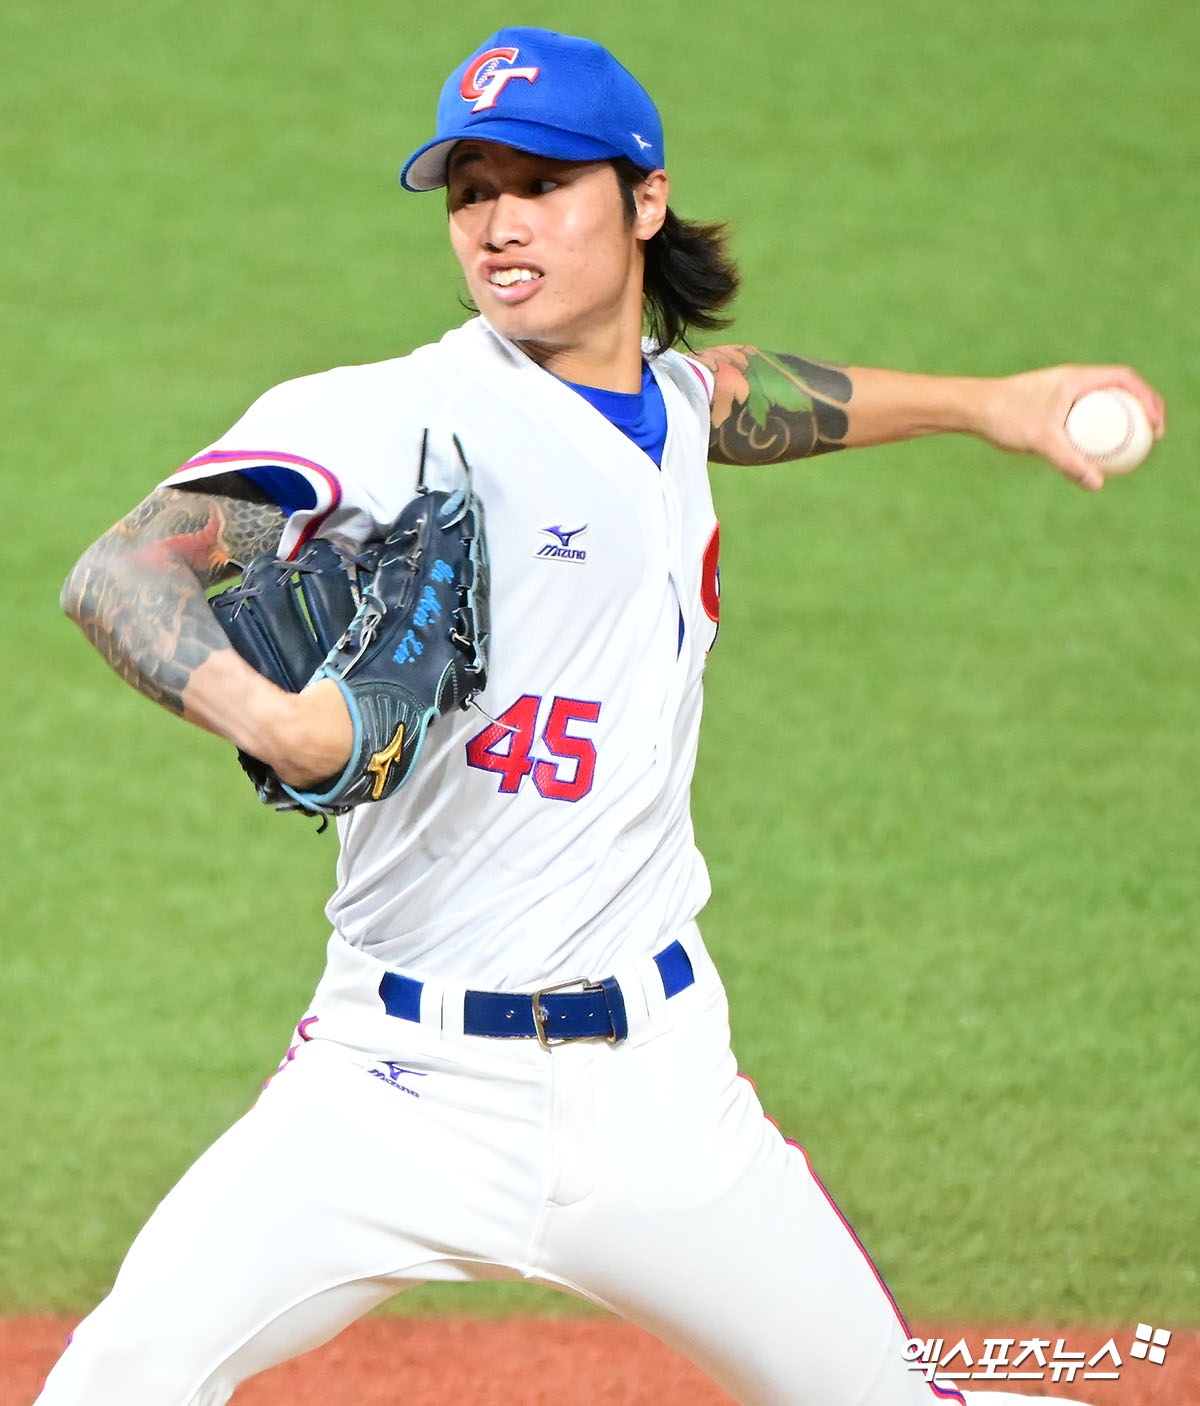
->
<box><xmin>3</xmin><ymin>1316</ymin><xmax>1193</xmax><ymax>1404</ymax></box>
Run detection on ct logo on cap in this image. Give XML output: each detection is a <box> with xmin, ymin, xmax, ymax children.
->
<box><xmin>460</xmin><ymin>47</ymin><xmax>540</xmax><ymax>112</ymax></box>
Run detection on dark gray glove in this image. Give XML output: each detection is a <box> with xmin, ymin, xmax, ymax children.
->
<box><xmin>210</xmin><ymin>468</ymin><xmax>489</xmax><ymax>817</ymax></box>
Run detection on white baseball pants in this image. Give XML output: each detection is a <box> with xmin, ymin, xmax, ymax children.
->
<box><xmin>36</xmin><ymin>929</ymin><xmax>1091</xmax><ymax>1406</ymax></box>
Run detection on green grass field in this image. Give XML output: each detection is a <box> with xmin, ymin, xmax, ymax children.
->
<box><xmin>4</xmin><ymin>0</ymin><xmax>1197</xmax><ymax>1331</ymax></box>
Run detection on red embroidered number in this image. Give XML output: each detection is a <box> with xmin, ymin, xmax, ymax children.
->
<box><xmin>535</xmin><ymin>697</ymin><xmax>601</xmax><ymax>800</ymax></box>
<box><xmin>466</xmin><ymin>695</ymin><xmax>601</xmax><ymax>801</ymax></box>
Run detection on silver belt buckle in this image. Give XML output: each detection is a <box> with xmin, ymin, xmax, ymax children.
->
<box><xmin>531</xmin><ymin>976</ymin><xmax>608</xmax><ymax>1050</ymax></box>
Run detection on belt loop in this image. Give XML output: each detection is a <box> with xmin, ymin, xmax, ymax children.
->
<box><xmin>609</xmin><ymin>955</ymin><xmax>652</xmax><ymax>1041</ymax></box>
<box><xmin>654</xmin><ymin>940</ymin><xmax>694</xmax><ymax>998</ymax></box>
<box><xmin>598</xmin><ymin>976</ymin><xmax>628</xmax><ymax>1042</ymax></box>
<box><xmin>437</xmin><ymin>980</ymin><xmax>465</xmax><ymax>1038</ymax></box>
<box><xmin>378</xmin><ymin>972</ymin><xmax>423</xmax><ymax>1023</ymax></box>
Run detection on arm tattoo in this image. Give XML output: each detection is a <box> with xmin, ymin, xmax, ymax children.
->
<box><xmin>699</xmin><ymin>346</ymin><xmax>853</xmax><ymax>465</ymax></box>
<box><xmin>62</xmin><ymin>479</ymin><xmax>287</xmax><ymax>714</ymax></box>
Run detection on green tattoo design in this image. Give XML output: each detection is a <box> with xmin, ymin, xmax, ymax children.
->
<box><xmin>709</xmin><ymin>349</ymin><xmax>852</xmax><ymax>465</ymax></box>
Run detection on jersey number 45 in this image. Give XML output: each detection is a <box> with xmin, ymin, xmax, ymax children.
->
<box><xmin>466</xmin><ymin>694</ymin><xmax>600</xmax><ymax>802</ymax></box>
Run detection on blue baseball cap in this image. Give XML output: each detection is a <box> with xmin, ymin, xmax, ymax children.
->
<box><xmin>400</xmin><ymin>27</ymin><xmax>664</xmax><ymax>192</ymax></box>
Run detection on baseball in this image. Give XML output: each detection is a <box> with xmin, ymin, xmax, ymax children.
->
<box><xmin>1065</xmin><ymin>387</ymin><xmax>1154</xmax><ymax>474</ymax></box>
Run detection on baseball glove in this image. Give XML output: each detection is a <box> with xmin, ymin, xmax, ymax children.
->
<box><xmin>210</xmin><ymin>446</ymin><xmax>489</xmax><ymax>818</ymax></box>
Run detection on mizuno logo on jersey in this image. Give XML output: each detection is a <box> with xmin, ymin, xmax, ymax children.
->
<box><xmin>535</xmin><ymin>524</ymin><xmax>587</xmax><ymax>562</ymax></box>
<box><xmin>460</xmin><ymin>48</ymin><xmax>540</xmax><ymax>112</ymax></box>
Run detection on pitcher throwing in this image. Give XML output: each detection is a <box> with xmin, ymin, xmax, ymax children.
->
<box><xmin>44</xmin><ymin>26</ymin><xmax>1164</xmax><ymax>1406</ymax></box>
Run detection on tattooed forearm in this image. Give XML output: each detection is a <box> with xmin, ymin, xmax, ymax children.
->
<box><xmin>116</xmin><ymin>475</ymin><xmax>288</xmax><ymax>583</ymax></box>
<box><xmin>61</xmin><ymin>482</ymin><xmax>287</xmax><ymax>714</ymax></box>
<box><xmin>70</xmin><ymin>560</ymin><xmax>232</xmax><ymax>713</ymax></box>
<box><xmin>699</xmin><ymin>346</ymin><xmax>853</xmax><ymax>465</ymax></box>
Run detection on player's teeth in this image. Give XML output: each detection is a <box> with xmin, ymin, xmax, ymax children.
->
<box><xmin>489</xmin><ymin>268</ymin><xmax>539</xmax><ymax>286</ymax></box>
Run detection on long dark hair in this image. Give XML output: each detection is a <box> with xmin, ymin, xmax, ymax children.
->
<box><xmin>611</xmin><ymin>158</ymin><xmax>739</xmax><ymax>354</ymax></box>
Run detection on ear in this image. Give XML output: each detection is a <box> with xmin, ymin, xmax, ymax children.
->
<box><xmin>632</xmin><ymin>169</ymin><xmax>669</xmax><ymax>242</ymax></box>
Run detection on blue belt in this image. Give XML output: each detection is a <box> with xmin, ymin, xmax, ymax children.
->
<box><xmin>378</xmin><ymin>940</ymin><xmax>695</xmax><ymax>1048</ymax></box>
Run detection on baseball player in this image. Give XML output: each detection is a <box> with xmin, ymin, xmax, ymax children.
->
<box><xmin>43</xmin><ymin>26</ymin><xmax>1164</xmax><ymax>1406</ymax></box>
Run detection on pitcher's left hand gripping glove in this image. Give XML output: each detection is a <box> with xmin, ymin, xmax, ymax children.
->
<box><xmin>210</xmin><ymin>435</ymin><xmax>489</xmax><ymax>816</ymax></box>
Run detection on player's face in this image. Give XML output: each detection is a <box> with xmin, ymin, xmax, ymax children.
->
<box><xmin>446</xmin><ymin>142</ymin><xmax>666</xmax><ymax>382</ymax></box>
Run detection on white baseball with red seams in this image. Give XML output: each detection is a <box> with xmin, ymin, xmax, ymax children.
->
<box><xmin>1065</xmin><ymin>387</ymin><xmax>1154</xmax><ymax>474</ymax></box>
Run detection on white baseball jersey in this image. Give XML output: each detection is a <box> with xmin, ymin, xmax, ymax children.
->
<box><xmin>50</xmin><ymin>330</ymin><xmax>1064</xmax><ymax>1406</ymax></box>
<box><xmin>170</xmin><ymin>317</ymin><xmax>721</xmax><ymax>989</ymax></box>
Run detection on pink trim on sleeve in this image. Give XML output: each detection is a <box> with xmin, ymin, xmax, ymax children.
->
<box><xmin>172</xmin><ymin>449</ymin><xmax>343</xmax><ymax>561</ymax></box>
<box><xmin>290</xmin><ymin>512</ymin><xmax>332</xmax><ymax>557</ymax></box>
<box><xmin>682</xmin><ymin>356</ymin><xmax>715</xmax><ymax>403</ymax></box>
<box><xmin>174</xmin><ymin>449</ymin><xmax>342</xmax><ymax>505</ymax></box>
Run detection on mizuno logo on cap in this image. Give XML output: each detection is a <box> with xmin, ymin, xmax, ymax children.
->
<box><xmin>460</xmin><ymin>48</ymin><xmax>540</xmax><ymax>112</ymax></box>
